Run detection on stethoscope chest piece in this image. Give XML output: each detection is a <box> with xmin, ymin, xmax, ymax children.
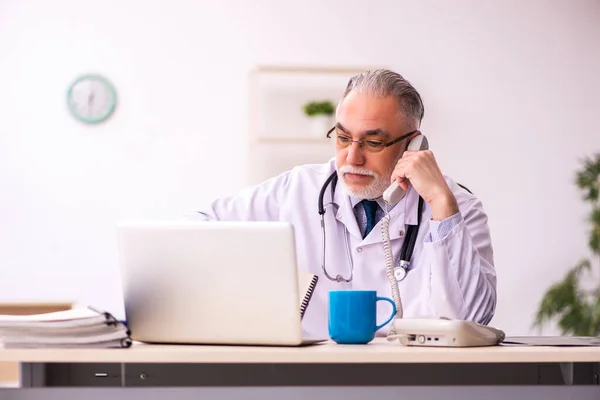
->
<box><xmin>393</xmin><ymin>265</ymin><xmax>407</xmax><ymax>282</ymax></box>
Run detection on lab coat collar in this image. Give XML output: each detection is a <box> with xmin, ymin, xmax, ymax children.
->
<box><xmin>362</xmin><ymin>187</ymin><xmax>420</xmax><ymax>246</ymax></box>
<box><xmin>332</xmin><ymin>174</ymin><xmax>420</xmax><ymax>241</ymax></box>
<box><xmin>348</xmin><ymin>194</ymin><xmax>399</xmax><ymax>214</ymax></box>
<box><xmin>403</xmin><ymin>185</ymin><xmax>421</xmax><ymax>226</ymax></box>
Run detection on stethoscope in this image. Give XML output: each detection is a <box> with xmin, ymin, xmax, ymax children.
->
<box><xmin>317</xmin><ymin>170</ymin><xmax>424</xmax><ymax>284</ymax></box>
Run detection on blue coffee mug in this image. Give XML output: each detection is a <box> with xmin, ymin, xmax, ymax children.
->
<box><xmin>328</xmin><ymin>290</ymin><xmax>397</xmax><ymax>344</ymax></box>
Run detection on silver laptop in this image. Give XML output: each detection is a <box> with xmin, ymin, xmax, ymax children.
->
<box><xmin>116</xmin><ymin>220</ymin><xmax>325</xmax><ymax>346</ymax></box>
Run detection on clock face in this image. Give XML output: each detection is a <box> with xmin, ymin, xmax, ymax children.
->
<box><xmin>66</xmin><ymin>74</ymin><xmax>117</xmax><ymax>124</ymax></box>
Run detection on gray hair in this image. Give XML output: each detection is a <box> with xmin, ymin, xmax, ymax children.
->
<box><xmin>340</xmin><ymin>69</ymin><xmax>424</xmax><ymax>128</ymax></box>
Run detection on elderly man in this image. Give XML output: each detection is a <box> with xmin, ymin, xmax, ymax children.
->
<box><xmin>194</xmin><ymin>69</ymin><xmax>496</xmax><ymax>339</ymax></box>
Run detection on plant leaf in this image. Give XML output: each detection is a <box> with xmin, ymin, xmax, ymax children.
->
<box><xmin>589</xmin><ymin>207</ymin><xmax>600</xmax><ymax>255</ymax></box>
<box><xmin>536</xmin><ymin>153</ymin><xmax>600</xmax><ymax>335</ymax></box>
<box><xmin>533</xmin><ymin>259</ymin><xmax>594</xmax><ymax>335</ymax></box>
<box><xmin>576</xmin><ymin>153</ymin><xmax>600</xmax><ymax>202</ymax></box>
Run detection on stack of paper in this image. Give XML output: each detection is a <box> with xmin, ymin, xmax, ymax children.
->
<box><xmin>0</xmin><ymin>306</ymin><xmax>131</xmax><ymax>348</ymax></box>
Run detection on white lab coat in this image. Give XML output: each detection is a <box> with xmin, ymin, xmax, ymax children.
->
<box><xmin>194</xmin><ymin>158</ymin><xmax>497</xmax><ymax>339</ymax></box>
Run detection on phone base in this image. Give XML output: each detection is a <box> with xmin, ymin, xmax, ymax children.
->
<box><xmin>388</xmin><ymin>318</ymin><xmax>505</xmax><ymax>347</ymax></box>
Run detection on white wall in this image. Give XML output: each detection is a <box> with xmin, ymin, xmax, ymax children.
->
<box><xmin>1</xmin><ymin>0</ymin><xmax>599</xmax><ymax>336</ymax></box>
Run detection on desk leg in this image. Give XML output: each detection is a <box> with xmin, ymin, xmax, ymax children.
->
<box><xmin>19</xmin><ymin>363</ymin><xmax>45</xmax><ymax>388</ymax></box>
<box><xmin>19</xmin><ymin>363</ymin><xmax>124</xmax><ymax>387</ymax></box>
<box><xmin>559</xmin><ymin>362</ymin><xmax>600</xmax><ymax>385</ymax></box>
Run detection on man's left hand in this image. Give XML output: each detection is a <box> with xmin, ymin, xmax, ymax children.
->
<box><xmin>391</xmin><ymin>150</ymin><xmax>459</xmax><ymax>221</ymax></box>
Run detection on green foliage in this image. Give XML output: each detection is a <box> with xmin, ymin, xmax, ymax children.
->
<box><xmin>303</xmin><ymin>100</ymin><xmax>335</xmax><ymax>117</ymax></box>
<box><xmin>534</xmin><ymin>153</ymin><xmax>600</xmax><ymax>336</ymax></box>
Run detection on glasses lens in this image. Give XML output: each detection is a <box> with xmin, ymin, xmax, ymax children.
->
<box><xmin>334</xmin><ymin>134</ymin><xmax>385</xmax><ymax>153</ymax></box>
<box><xmin>363</xmin><ymin>140</ymin><xmax>386</xmax><ymax>152</ymax></box>
<box><xmin>335</xmin><ymin>135</ymin><xmax>352</xmax><ymax>147</ymax></box>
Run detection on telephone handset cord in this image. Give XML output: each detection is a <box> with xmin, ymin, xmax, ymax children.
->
<box><xmin>381</xmin><ymin>197</ymin><xmax>424</xmax><ymax>341</ymax></box>
<box><xmin>381</xmin><ymin>203</ymin><xmax>403</xmax><ymax>339</ymax></box>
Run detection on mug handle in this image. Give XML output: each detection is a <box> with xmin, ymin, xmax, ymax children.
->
<box><xmin>375</xmin><ymin>296</ymin><xmax>397</xmax><ymax>330</ymax></box>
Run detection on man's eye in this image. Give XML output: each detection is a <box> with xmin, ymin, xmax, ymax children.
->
<box><xmin>366</xmin><ymin>141</ymin><xmax>384</xmax><ymax>148</ymax></box>
<box><xmin>338</xmin><ymin>136</ymin><xmax>352</xmax><ymax>143</ymax></box>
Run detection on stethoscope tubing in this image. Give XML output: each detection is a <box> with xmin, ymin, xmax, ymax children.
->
<box><xmin>318</xmin><ymin>171</ymin><xmax>422</xmax><ymax>283</ymax></box>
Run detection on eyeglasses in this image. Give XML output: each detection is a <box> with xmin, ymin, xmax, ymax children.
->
<box><xmin>326</xmin><ymin>126</ymin><xmax>418</xmax><ymax>153</ymax></box>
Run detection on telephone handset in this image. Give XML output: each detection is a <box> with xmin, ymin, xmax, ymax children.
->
<box><xmin>382</xmin><ymin>134</ymin><xmax>429</xmax><ymax>206</ymax></box>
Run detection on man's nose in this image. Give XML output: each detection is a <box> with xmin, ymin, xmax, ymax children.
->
<box><xmin>345</xmin><ymin>142</ymin><xmax>365</xmax><ymax>165</ymax></box>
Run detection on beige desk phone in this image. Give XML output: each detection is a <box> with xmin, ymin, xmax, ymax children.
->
<box><xmin>380</xmin><ymin>133</ymin><xmax>505</xmax><ymax>347</ymax></box>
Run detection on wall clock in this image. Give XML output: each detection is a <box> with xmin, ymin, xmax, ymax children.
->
<box><xmin>66</xmin><ymin>74</ymin><xmax>117</xmax><ymax>124</ymax></box>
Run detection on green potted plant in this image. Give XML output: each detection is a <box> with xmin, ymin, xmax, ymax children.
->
<box><xmin>533</xmin><ymin>153</ymin><xmax>600</xmax><ymax>336</ymax></box>
<box><xmin>303</xmin><ymin>100</ymin><xmax>335</xmax><ymax>137</ymax></box>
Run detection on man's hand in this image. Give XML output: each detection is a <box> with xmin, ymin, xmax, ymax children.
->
<box><xmin>391</xmin><ymin>150</ymin><xmax>459</xmax><ymax>221</ymax></box>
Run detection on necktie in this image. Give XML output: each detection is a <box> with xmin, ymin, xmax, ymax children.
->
<box><xmin>362</xmin><ymin>200</ymin><xmax>379</xmax><ymax>238</ymax></box>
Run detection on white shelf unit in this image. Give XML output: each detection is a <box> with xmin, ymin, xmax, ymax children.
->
<box><xmin>255</xmin><ymin>137</ymin><xmax>328</xmax><ymax>144</ymax></box>
<box><xmin>246</xmin><ymin>65</ymin><xmax>380</xmax><ymax>186</ymax></box>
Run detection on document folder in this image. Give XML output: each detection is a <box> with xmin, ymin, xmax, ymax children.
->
<box><xmin>503</xmin><ymin>336</ymin><xmax>600</xmax><ymax>346</ymax></box>
<box><xmin>0</xmin><ymin>306</ymin><xmax>131</xmax><ymax>348</ymax></box>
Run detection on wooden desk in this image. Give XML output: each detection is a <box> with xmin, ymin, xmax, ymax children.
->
<box><xmin>0</xmin><ymin>302</ymin><xmax>72</xmax><ymax>386</ymax></box>
<box><xmin>1</xmin><ymin>339</ymin><xmax>600</xmax><ymax>364</ymax></box>
<box><xmin>0</xmin><ymin>339</ymin><xmax>600</xmax><ymax>393</ymax></box>
<box><xmin>0</xmin><ymin>339</ymin><xmax>599</xmax><ymax>400</ymax></box>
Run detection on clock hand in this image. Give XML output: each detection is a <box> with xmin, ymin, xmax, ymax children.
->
<box><xmin>88</xmin><ymin>92</ymin><xmax>94</xmax><ymax>116</ymax></box>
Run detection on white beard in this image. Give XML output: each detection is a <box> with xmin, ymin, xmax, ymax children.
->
<box><xmin>336</xmin><ymin>151</ymin><xmax>402</xmax><ymax>200</ymax></box>
<box><xmin>336</xmin><ymin>165</ymin><xmax>392</xmax><ymax>200</ymax></box>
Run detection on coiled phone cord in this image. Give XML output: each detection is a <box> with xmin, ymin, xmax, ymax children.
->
<box><xmin>381</xmin><ymin>204</ymin><xmax>403</xmax><ymax>340</ymax></box>
<box><xmin>381</xmin><ymin>197</ymin><xmax>424</xmax><ymax>342</ymax></box>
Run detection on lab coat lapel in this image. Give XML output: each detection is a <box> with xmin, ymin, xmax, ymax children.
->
<box><xmin>329</xmin><ymin>170</ymin><xmax>422</xmax><ymax>243</ymax></box>
<box><xmin>360</xmin><ymin>187</ymin><xmax>421</xmax><ymax>246</ymax></box>
<box><xmin>403</xmin><ymin>186</ymin><xmax>420</xmax><ymax>226</ymax></box>
<box><xmin>333</xmin><ymin>182</ymin><xmax>363</xmax><ymax>240</ymax></box>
